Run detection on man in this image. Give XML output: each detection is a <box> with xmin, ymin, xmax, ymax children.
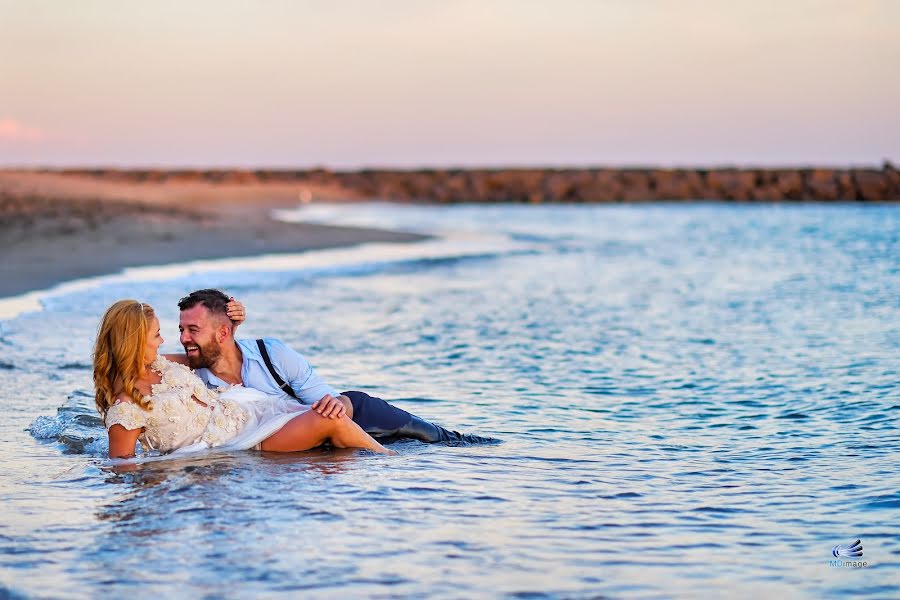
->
<box><xmin>177</xmin><ymin>288</ymin><xmax>492</xmax><ymax>444</ymax></box>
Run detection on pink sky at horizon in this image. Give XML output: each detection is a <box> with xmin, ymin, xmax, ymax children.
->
<box><xmin>1</xmin><ymin>0</ymin><xmax>898</xmax><ymax>169</ymax></box>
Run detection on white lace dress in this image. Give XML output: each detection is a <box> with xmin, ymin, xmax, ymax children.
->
<box><xmin>104</xmin><ymin>356</ymin><xmax>309</xmax><ymax>456</ymax></box>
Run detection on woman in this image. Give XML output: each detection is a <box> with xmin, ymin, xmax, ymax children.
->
<box><xmin>93</xmin><ymin>300</ymin><xmax>395</xmax><ymax>459</ymax></box>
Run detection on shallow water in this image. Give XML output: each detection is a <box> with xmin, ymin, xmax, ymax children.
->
<box><xmin>2</xmin><ymin>203</ymin><xmax>899</xmax><ymax>598</ymax></box>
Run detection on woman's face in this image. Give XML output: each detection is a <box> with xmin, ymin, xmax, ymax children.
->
<box><xmin>144</xmin><ymin>315</ymin><xmax>164</xmax><ymax>365</ymax></box>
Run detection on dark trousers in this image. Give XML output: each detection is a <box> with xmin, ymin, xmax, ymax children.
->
<box><xmin>343</xmin><ymin>390</ymin><xmax>412</xmax><ymax>434</ymax></box>
<box><xmin>342</xmin><ymin>390</ymin><xmax>494</xmax><ymax>444</ymax></box>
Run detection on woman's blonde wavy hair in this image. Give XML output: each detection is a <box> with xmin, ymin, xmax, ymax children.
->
<box><xmin>93</xmin><ymin>300</ymin><xmax>155</xmax><ymax>422</ymax></box>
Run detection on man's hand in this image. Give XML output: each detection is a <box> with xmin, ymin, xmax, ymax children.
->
<box><xmin>312</xmin><ymin>394</ymin><xmax>350</xmax><ymax>419</ymax></box>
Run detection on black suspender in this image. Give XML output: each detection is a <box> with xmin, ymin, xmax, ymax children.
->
<box><xmin>256</xmin><ymin>339</ymin><xmax>300</xmax><ymax>400</ymax></box>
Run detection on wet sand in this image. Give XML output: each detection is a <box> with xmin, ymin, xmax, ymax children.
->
<box><xmin>0</xmin><ymin>171</ymin><xmax>425</xmax><ymax>298</ymax></box>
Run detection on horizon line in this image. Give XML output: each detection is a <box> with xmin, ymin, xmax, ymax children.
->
<box><xmin>1</xmin><ymin>161</ymin><xmax>896</xmax><ymax>172</ymax></box>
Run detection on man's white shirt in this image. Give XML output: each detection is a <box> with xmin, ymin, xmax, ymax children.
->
<box><xmin>194</xmin><ymin>338</ymin><xmax>339</xmax><ymax>404</ymax></box>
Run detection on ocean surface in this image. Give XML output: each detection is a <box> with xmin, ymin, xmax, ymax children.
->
<box><xmin>2</xmin><ymin>203</ymin><xmax>898</xmax><ymax>599</ymax></box>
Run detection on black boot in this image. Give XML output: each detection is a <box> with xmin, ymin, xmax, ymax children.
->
<box><xmin>391</xmin><ymin>415</ymin><xmax>498</xmax><ymax>445</ymax></box>
<box><xmin>344</xmin><ymin>390</ymin><xmax>497</xmax><ymax>444</ymax></box>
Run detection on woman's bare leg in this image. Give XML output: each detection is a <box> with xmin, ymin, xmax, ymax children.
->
<box><xmin>328</xmin><ymin>415</ymin><xmax>396</xmax><ymax>455</ymax></box>
<box><xmin>260</xmin><ymin>411</ymin><xmax>395</xmax><ymax>455</ymax></box>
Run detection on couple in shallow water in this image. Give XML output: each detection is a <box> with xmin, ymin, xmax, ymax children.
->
<box><xmin>94</xmin><ymin>289</ymin><xmax>491</xmax><ymax>459</ymax></box>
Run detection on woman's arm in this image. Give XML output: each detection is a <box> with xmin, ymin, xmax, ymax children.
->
<box><xmin>106</xmin><ymin>392</ymin><xmax>146</xmax><ymax>459</ymax></box>
<box><xmin>226</xmin><ymin>297</ymin><xmax>245</xmax><ymax>334</ymax></box>
<box><xmin>162</xmin><ymin>353</ymin><xmax>190</xmax><ymax>365</ymax></box>
<box><xmin>108</xmin><ymin>423</ymin><xmax>142</xmax><ymax>459</ymax></box>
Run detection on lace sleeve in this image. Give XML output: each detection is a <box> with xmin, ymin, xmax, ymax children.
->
<box><xmin>106</xmin><ymin>401</ymin><xmax>148</xmax><ymax>431</ymax></box>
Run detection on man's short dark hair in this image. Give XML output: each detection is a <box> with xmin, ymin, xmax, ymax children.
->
<box><xmin>178</xmin><ymin>289</ymin><xmax>230</xmax><ymax>315</ymax></box>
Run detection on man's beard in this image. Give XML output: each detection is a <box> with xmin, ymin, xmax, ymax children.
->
<box><xmin>185</xmin><ymin>340</ymin><xmax>222</xmax><ymax>369</ymax></box>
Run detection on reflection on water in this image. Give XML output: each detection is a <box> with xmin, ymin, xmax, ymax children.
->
<box><xmin>2</xmin><ymin>204</ymin><xmax>899</xmax><ymax>598</ymax></box>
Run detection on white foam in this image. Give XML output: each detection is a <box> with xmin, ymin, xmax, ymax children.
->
<box><xmin>273</xmin><ymin>202</ymin><xmax>479</xmax><ymax>235</ymax></box>
<box><xmin>28</xmin><ymin>415</ymin><xmax>64</xmax><ymax>439</ymax></box>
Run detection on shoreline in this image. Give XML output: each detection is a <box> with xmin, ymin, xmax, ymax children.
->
<box><xmin>0</xmin><ymin>175</ymin><xmax>427</xmax><ymax>300</ymax></box>
<box><xmin>2</xmin><ymin>165</ymin><xmax>897</xmax><ymax>301</ymax></box>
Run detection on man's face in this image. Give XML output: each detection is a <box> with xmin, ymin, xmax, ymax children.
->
<box><xmin>179</xmin><ymin>304</ymin><xmax>223</xmax><ymax>369</ymax></box>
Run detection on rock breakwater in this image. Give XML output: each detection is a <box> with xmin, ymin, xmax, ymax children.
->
<box><xmin>36</xmin><ymin>164</ymin><xmax>900</xmax><ymax>203</ymax></box>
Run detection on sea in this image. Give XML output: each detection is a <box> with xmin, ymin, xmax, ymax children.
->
<box><xmin>1</xmin><ymin>203</ymin><xmax>898</xmax><ymax>599</ymax></box>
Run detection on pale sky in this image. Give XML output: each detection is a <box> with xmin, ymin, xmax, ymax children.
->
<box><xmin>1</xmin><ymin>0</ymin><xmax>897</xmax><ymax>168</ymax></box>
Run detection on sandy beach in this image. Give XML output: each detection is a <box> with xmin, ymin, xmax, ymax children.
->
<box><xmin>0</xmin><ymin>170</ymin><xmax>424</xmax><ymax>299</ymax></box>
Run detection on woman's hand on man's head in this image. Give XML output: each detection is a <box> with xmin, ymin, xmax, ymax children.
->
<box><xmin>226</xmin><ymin>297</ymin><xmax>245</xmax><ymax>329</ymax></box>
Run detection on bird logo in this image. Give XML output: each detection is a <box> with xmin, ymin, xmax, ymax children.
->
<box><xmin>832</xmin><ymin>539</ymin><xmax>863</xmax><ymax>558</ymax></box>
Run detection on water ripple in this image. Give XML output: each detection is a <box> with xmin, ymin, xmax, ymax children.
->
<box><xmin>3</xmin><ymin>204</ymin><xmax>899</xmax><ymax>598</ymax></box>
